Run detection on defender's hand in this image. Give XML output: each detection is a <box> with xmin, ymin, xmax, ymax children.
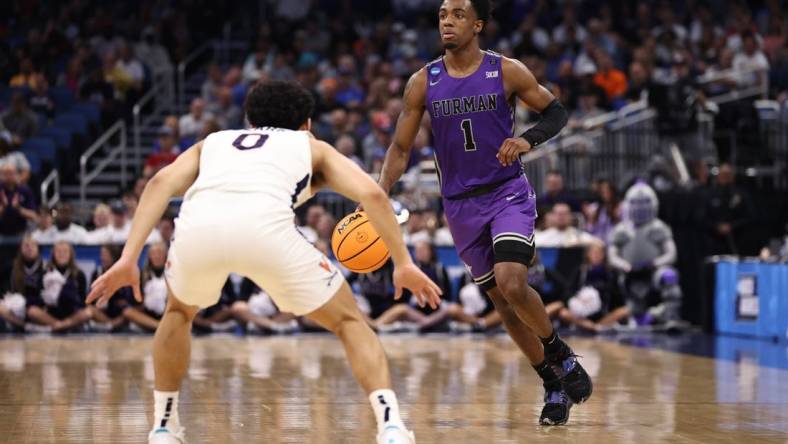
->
<box><xmin>392</xmin><ymin>262</ymin><xmax>442</xmax><ymax>309</ymax></box>
<box><xmin>86</xmin><ymin>257</ymin><xmax>143</xmax><ymax>305</ymax></box>
<box><xmin>496</xmin><ymin>138</ymin><xmax>532</xmax><ymax>167</ymax></box>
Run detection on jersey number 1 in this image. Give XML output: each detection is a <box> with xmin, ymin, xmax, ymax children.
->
<box><xmin>232</xmin><ymin>134</ymin><xmax>269</xmax><ymax>150</ymax></box>
<box><xmin>461</xmin><ymin>119</ymin><xmax>477</xmax><ymax>152</ymax></box>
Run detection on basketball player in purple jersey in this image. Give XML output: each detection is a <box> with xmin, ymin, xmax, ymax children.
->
<box><xmin>377</xmin><ymin>0</ymin><xmax>592</xmax><ymax>425</ymax></box>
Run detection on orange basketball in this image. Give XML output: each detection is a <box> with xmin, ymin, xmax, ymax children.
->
<box><xmin>331</xmin><ymin>211</ymin><xmax>390</xmax><ymax>273</ymax></box>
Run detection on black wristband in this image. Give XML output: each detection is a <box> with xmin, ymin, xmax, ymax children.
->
<box><xmin>519</xmin><ymin>99</ymin><xmax>568</xmax><ymax>148</ymax></box>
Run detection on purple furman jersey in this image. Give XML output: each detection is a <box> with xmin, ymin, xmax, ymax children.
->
<box><xmin>425</xmin><ymin>51</ymin><xmax>538</xmax><ymax>290</ymax></box>
<box><xmin>426</xmin><ymin>51</ymin><xmax>519</xmax><ymax>198</ymax></box>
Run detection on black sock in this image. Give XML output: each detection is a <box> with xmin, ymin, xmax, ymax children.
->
<box><xmin>533</xmin><ymin>360</ymin><xmax>561</xmax><ymax>391</ymax></box>
<box><xmin>540</xmin><ymin>330</ymin><xmax>563</xmax><ymax>356</ymax></box>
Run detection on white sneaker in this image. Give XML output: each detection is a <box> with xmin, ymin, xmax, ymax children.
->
<box><xmin>377</xmin><ymin>425</ymin><xmax>415</xmax><ymax>444</ymax></box>
<box><xmin>148</xmin><ymin>426</ymin><xmax>186</xmax><ymax>444</ymax></box>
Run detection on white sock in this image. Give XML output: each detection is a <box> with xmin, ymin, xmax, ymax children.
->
<box><xmin>369</xmin><ymin>389</ymin><xmax>405</xmax><ymax>434</ymax></box>
<box><xmin>153</xmin><ymin>390</ymin><xmax>180</xmax><ymax>432</ymax></box>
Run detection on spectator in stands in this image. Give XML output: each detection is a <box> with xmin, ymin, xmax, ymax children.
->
<box><xmin>58</xmin><ymin>58</ymin><xmax>85</xmax><ymax>96</ymax></box>
<box><xmin>536</xmin><ymin>203</ymin><xmax>600</xmax><ymax>247</ymax></box>
<box><xmin>28</xmin><ymin>74</ymin><xmax>55</xmax><ymax>119</ymax></box>
<box><xmin>373</xmin><ymin>241</ymin><xmax>450</xmax><ymax>332</ymax></box>
<box><xmin>193</xmin><ymin>279</ymin><xmax>239</xmax><ymax>333</ymax></box>
<box><xmin>153</xmin><ymin>212</ymin><xmax>175</xmax><ymax>245</ymax></box>
<box><xmin>440</xmin><ymin>276</ymin><xmax>502</xmax><ymax>333</ymax></box>
<box><xmin>0</xmin><ymin>235</ymin><xmax>43</xmax><ymax>330</ymax></box>
<box><xmin>760</xmin><ymin>222</ymin><xmax>788</xmax><ymax>262</ymax></box>
<box><xmin>80</xmin><ymin>67</ymin><xmax>119</xmax><ymax>127</ymax></box>
<box><xmin>179</xmin><ymin>98</ymin><xmax>213</xmax><ymax>141</ymax></box>
<box><xmin>116</xmin><ymin>41</ymin><xmax>145</xmax><ymax>96</ymax></box>
<box><xmin>198</xmin><ymin>118</ymin><xmax>222</xmax><ymax>140</ymax></box>
<box><xmin>48</xmin><ymin>202</ymin><xmax>89</xmax><ymax>244</ymax></box>
<box><xmin>298</xmin><ymin>205</ymin><xmax>324</xmax><ymax>244</ymax></box>
<box><xmin>122</xmin><ymin>242</ymin><xmax>168</xmax><ymax>332</ymax></box>
<box><xmin>0</xmin><ymin>162</ymin><xmax>37</xmax><ymax>237</ymax></box>
<box><xmin>1</xmin><ymin>93</ymin><xmax>39</xmax><ymax>147</ymax></box>
<box><xmin>625</xmin><ymin>61</ymin><xmax>653</xmax><ymax>103</ymax></box>
<box><xmin>85</xmin><ymin>203</ymin><xmax>112</xmax><ymax>244</ymax></box>
<box><xmin>88</xmin><ymin>244</ymin><xmax>134</xmax><ymax>332</ymax></box>
<box><xmin>568</xmin><ymin>88</ymin><xmax>605</xmax><ymax>129</ymax></box>
<box><xmin>105</xmin><ymin>200</ymin><xmax>131</xmax><ymax>243</ymax></box>
<box><xmin>201</xmin><ymin>63</ymin><xmax>224</xmax><ymax>105</ymax></box>
<box><xmin>545</xmin><ymin>242</ymin><xmax>628</xmax><ymax>333</ymax></box>
<box><xmin>210</xmin><ymin>87</ymin><xmax>243</xmax><ymax>130</ymax></box>
<box><xmin>144</xmin><ymin>127</ymin><xmax>179</xmax><ymax>177</ymax></box>
<box><xmin>733</xmin><ymin>31</ymin><xmax>770</xmax><ymax>88</ymax></box>
<box><xmin>135</xmin><ymin>27</ymin><xmax>173</xmax><ymax>78</ymax></box>
<box><xmin>0</xmin><ymin>135</ymin><xmax>32</xmax><ymax>184</ymax></box>
<box><xmin>593</xmin><ymin>51</ymin><xmax>628</xmax><ymax>105</ymax></box>
<box><xmin>538</xmin><ymin>170</ymin><xmax>580</xmax><ymax>212</ymax></box>
<box><xmin>25</xmin><ymin>240</ymin><xmax>92</xmax><ymax>333</ymax></box>
<box><xmin>242</xmin><ymin>41</ymin><xmax>273</xmax><ymax>84</ymax></box>
<box><xmin>703</xmin><ymin>163</ymin><xmax>755</xmax><ymax>255</ymax></box>
<box><xmin>9</xmin><ymin>57</ymin><xmax>38</xmax><ymax>88</ymax></box>
<box><xmin>433</xmin><ymin>213</ymin><xmax>454</xmax><ymax>246</ymax></box>
<box><xmin>122</xmin><ymin>191</ymin><xmax>139</xmax><ymax>219</ymax></box>
<box><xmin>608</xmin><ymin>182</ymin><xmax>685</xmax><ymax>330</ymax></box>
<box><xmin>583</xmin><ymin>179</ymin><xmax>621</xmax><ymax>242</ymax></box>
<box><xmin>403</xmin><ymin>209</ymin><xmax>430</xmax><ymax>246</ymax></box>
<box><xmin>335</xmin><ymin>134</ymin><xmax>364</xmax><ymax>169</ymax></box>
<box><xmin>31</xmin><ymin>207</ymin><xmax>54</xmax><ymax>244</ymax></box>
<box><xmin>230</xmin><ymin>278</ymin><xmax>298</xmax><ymax>334</ymax></box>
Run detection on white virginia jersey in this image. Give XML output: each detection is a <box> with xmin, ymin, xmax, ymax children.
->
<box><xmin>184</xmin><ymin>127</ymin><xmax>314</xmax><ymax>209</ymax></box>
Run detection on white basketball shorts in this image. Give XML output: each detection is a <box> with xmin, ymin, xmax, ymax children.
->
<box><xmin>164</xmin><ymin>195</ymin><xmax>344</xmax><ymax>315</ymax></box>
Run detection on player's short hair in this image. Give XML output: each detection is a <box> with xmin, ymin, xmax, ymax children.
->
<box><xmin>244</xmin><ymin>80</ymin><xmax>315</xmax><ymax>131</ymax></box>
<box><xmin>470</xmin><ymin>0</ymin><xmax>492</xmax><ymax>24</ymax></box>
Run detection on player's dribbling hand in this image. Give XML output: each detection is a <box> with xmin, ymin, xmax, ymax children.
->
<box><xmin>496</xmin><ymin>137</ymin><xmax>532</xmax><ymax>167</ymax></box>
<box><xmin>86</xmin><ymin>257</ymin><xmax>143</xmax><ymax>306</ymax></box>
<box><xmin>392</xmin><ymin>262</ymin><xmax>443</xmax><ymax>309</ymax></box>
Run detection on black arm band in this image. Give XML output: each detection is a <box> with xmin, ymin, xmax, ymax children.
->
<box><xmin>519</xmin><ymin>99</ymin><xmax>568</xmax><ymax>148</ymax></box>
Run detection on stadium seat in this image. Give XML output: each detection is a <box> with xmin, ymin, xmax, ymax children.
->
<box><xmin>53</xmin><ymin>112</ymin><xmax>89</xmax><ymax>137</ymax></box>
<box><xmin>49</xmin><ymin>86</ymin><xmax>75</xmax><ymax>113</ymax></box>
<box><xmin>39</xmin><ymin>126</ymin><xmax>72</xmax><ymax>151</ymax></box>
<box><xmin>69</xmin><ymin>102</ymin><xmax>101</xmax><ymax>125</ymax></box>
<box><xmin>19</xmin><ymin>150</ymin><xmax>41</xmax><ymax>176</ymax></box>
<box><xmin>21</xmin><ymin>137</ymin><xmax>57</xmax><ymax>164</ymax></box>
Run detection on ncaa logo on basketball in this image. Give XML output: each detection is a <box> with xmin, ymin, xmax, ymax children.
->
<box><xmin>336</xmin><ymin>213</ymin><xmax>363</xmax><ymax>235</ymax></box>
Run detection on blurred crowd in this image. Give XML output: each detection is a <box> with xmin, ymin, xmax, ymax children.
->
<box><xmin>1</xmin><ymin>0</ymin><xmax>787</xmax><ymax>335</ymax></box>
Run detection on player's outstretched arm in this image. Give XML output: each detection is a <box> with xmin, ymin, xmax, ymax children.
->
<box><xmin>311</xmin><ymin>139</ymin><xmax>442</xmax><ymax>308</ymax></box>
<box><xmin>497</xmin><ymin>58</ymin><xmax>569</xmax><ymax>166</ymax></box>
<box><xmin>86</xmin><ymin>142</ymin><xmax>202</xmax><ymax>305</ymax></box>
<box><xmin>377</xmin><ymin>69</ymin><xmax>427</xmax><ymax>194</ymax></box>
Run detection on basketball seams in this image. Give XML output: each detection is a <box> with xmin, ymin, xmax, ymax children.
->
<box><xmin>341</xmin><ymin>235</ymin><xmax>382</xmax><ymax>263</ymax></box>
<box><xmin>349</xmin><ymin>251</ymin><xmax>391</xmax><ymax>274</ymax></box>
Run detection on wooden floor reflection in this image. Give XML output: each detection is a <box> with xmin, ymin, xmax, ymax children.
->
<box><xmin>0</xmin><ymin>334</ymin><xmax>787</xmax><ymax>443</ymax></box>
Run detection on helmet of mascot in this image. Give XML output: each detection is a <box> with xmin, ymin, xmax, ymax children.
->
<box><xmin>625</xmin><ymin>181</ymin><xmax>658</xmax><ymax>226</ymax></box>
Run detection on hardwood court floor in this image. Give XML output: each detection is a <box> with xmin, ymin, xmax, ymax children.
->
<box><xmin>0</xmin><ymin>334</ymin><xmax>787</xmax><ymax>443</ymax></box>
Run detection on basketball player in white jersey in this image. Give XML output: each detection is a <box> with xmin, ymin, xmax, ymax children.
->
<box><xmin>87</xmin><ymin>80</ymin><xmax>442</xmax><ymax>444</ymax></box>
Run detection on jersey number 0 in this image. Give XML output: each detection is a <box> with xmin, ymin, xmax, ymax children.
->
<box><xmin>232</xmin><ymin>134</ymin><xmax>269</xmax><ymax>150</ymax></box>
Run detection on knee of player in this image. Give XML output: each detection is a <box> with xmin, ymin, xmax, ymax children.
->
<box><xmin>495</xmin><ymin>276</ymin><xmax>528</xmax><ymax>302</ymax></box>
